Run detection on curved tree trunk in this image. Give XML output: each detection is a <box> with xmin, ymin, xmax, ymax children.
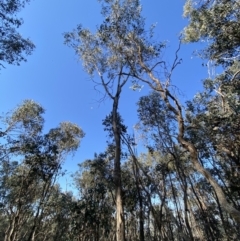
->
<box><xmin>167</xmin><ymin>89</ymin><xmax>240</xmax><ymax>224</ymax></box>
<box><xmin>136</xmin><ymin>47</ymin><xmax>240</xmax><ymax>223</ymax></box>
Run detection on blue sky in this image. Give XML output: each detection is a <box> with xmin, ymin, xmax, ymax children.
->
<box><xmin>0</xmin><ymin>0</ymin><xmax>209</xmax><ymax>192</ymax></box>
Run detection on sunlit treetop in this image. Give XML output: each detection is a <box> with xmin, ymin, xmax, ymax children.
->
<box><xmin>183</xmin><ymin>0</ymin><xmax>240</xmax><ymax>66</ymax></box>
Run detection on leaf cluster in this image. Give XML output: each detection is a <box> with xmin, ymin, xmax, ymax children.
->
<box><xmin>0</xmin><ymin>0</ymin><xmax>35</xmax><ymax>69</ymax></box>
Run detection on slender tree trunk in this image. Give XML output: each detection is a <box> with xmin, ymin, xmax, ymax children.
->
<box><xmin>5</xmin><ymin>210</ymin><xmax>21</xmax><ymax>241</ymax></box>
<box><xmin>138</xmin><ymin>188</ymin><xmax>145</xmax><ymax>241</ymax></box>
<box><xmin>169</xmin><ymin>174</ymin><xmax>183</xmax><ymax>231</ymax></box>
<box><xmin>213</xmin><ymin>188</ymin><xmax>231</xmax><ymax>241</ymax></box>
<box><xmin>175</xmin><ymin>162</ymin><xmax>194</xmax><ymax>241</ymax></box>
<box><xmin>112</xmin><ymin>93</ymin><xmax>125</xmax><ymax>241</ymax></box>
<box><xmin>132</xmin><ymin>160</ymin><xmax>145</xmax><ymax>241</ymax></box>
<box><xmin>27</xmin><ymin>180</ymin><xmax>52</xmax><ymax>241</ymax></box>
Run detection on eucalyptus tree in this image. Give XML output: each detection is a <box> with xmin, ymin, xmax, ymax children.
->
<box><xmin>65</xmin><ymin>0</ymin><xmax>240</xmax><ymax>231</ymax></box>
<box><xmin>181</xmin><ymin>0</ymin><xmax>240</xmax><ymax>225</ymax></box>
<box><xmin>136</xmin><ymin>91</ymin><xmax>240</xmax><ymax>239</ymax></box>
<box><xmin>0</xmin><ymin>0</ymin><xmax>35</xmax><ymax>69</ymax></box>
<box><xmin>64</xmin><ymin>0</ymin><xmax>162</xmax><ymax>239</ymax></box>
<box><xmin>108</xmin><ymin>1</ymin><xmax>240</xmax><ymax>224</ymax></box>
<box><xmin>137</xmin><ymin>87</ymin><xmax>240</xmax><ymax>233</ymax></box>
<box><xmin>0</xmin><ymin>100</ymin><xmax>85</xmax><ymax>241</ymax></box>
<box><xmin>183</xmin><ymin>67</ymin><xmax>240</xmax><ymax>238</ymax></box>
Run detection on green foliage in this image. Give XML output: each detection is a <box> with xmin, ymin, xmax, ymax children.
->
<box><xmin>8</xmin><ymin>100</ymin><xmax>45</xmax><ymax>135</ymax></box>
<box><xmin>0</xmin><ymin>0</ymin><xmax>35</xmax><ymax>69</ymax></box>
<box><xmin>185</xmin><ymin>62</ymin><xmax>240</xmax><ymax>207</ymax></box>
<box><xmin>73</xmin><ymin>151</ymin><xmax>116</xmax><ymax>240</ymax></box>
<box><xmin>64</xmin><ymin>0</ymin><xmax>240</xmax><ymax>239</ymax></box>
<box><xmin>0</xmin><ymin>101</ymin><xmax>84</xmax><ymax>241</ymax></box>
<box><xmin>64</xmin><ymin>0</ymin><xmax>165</xmax><ymax>89</ymax></box>
<box><xmin>47</xmin><ymin>122</ymin><xmax>85</xmax><ymax>153</ymax></box>
<box><xmin>2</xmin><ymin>0</ymin><xmax>240</xmax><ymax>240</ymax></box>
<box><xmin>183</xmin><ymin>0</ymin><xmax>240</xmax><ymax>66</ymax></box>
<box><xmin>102</xmin><ymin>112</ymin><xmax>127</xmax><ymax>140</ymax></box>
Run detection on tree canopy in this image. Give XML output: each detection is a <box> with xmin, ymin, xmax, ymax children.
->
<box><xmin>1</xmin><ymin>0</ymin><xmax>240</xmax><ymax>240</ymax></box>
<box><xmin>183</xmin><ymin>0</ymin><xmax>240</xmax><ymax>66</ymax></box>
<box><xmin>0</xmin><ymin>0</ymin><xmax>35</xmax><ymax>69</ymax></box>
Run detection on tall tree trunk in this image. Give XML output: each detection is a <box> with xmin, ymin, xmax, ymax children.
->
<box><xmin>171</xmin><ymin>89</ymin><xmax>240</xmax><ymax>224</ymax></box>
<box><xmin>137</xmin><ymin>186</ymin><xmax>145</xmax><ymax>241</ymax></box>
<box><xmin>112</xmin><ymin>92</ymin><xmax>125</xmax><ymax>241</ymax></box>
